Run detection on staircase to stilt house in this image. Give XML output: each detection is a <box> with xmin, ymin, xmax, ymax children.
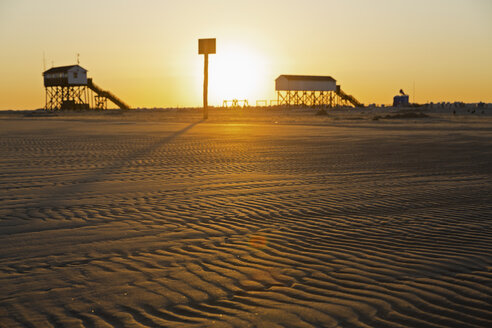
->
<box><xmin>336</xmin><ymin>87</ymin><xmax>363</xmax><ymax>107</ymax></box>
<box><xmin>87</xmin><ymin>78</ymin><xmax>130</xmax><ymax>110</ymax></box>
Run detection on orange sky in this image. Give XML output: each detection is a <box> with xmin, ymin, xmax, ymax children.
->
<box><xmin>0</xmin><ymin>0</ymin><xmax>491</xmax><ymax>109</ymax></box>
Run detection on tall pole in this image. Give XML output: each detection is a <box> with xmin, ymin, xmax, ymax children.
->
<box><xmin>203</xmin><ymin>53</ymin><xmax>209</xmax><ymax>119</ymax></box>
<box><xmin>199</xmin><ymin>38</ymin><xmax>215</xmax><ymax>119</ymax></box>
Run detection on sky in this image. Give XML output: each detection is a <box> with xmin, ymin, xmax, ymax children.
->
<box><xmin>0</xmin><ymin>0</ymin><xmax>491</xmax><ymax>109</ymax></box>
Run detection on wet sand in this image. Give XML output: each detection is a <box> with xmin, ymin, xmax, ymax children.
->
<box><xmin>1</xmin><ymin>109</ymin><xmax>491</xmax><ymax>327</ymax></box>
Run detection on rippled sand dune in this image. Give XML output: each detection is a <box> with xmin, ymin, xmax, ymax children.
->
<box><xmin>1</xmin><ymin>110</ymin><xmax>491</xmax><ymax>327</ymax></box>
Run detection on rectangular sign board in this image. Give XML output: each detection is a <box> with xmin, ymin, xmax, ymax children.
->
<box><xmin>199</xmin><ymin>38</ymin><xmax>216</xmax><ymax>55</ymax></box>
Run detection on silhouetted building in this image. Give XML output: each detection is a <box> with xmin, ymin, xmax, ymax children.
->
<box><xmin>43</xmin><ymin>65</ymin><xmax>88</xmax><ymax>87</ymax></box>
<box><xmin>275</xmin><ymin>75</ymin><xmax>362</xmax><ymax>107</ymax></box>
<box><xmin>393</xmin><ymin>95</ymin><xmax>409</xmax><ymax>107</ymax></box>
<box><xmin>42</xmin><ymin>65</ymin><xmax>129</xmax><ymax>110</ymax></box>
<box><xmin>276</xmin><ymin>75</ymin><xmax>337</xmax><ymax>92</ymax></box>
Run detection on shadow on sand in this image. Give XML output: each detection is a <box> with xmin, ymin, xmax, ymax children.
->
<box><xmin>37</xmin><ymin>119</ymin><xmax>204</xmax><ymax>208</ymax></box>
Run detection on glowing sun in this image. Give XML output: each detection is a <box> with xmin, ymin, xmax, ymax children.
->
<box><xmin>208</xmin><ymin>43</ymin><xmax>268</xmax><ymax>105</ymax></box>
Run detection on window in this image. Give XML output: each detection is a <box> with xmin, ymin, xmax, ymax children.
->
<box><xmin>73</xmin><ymin>72</ymin><xmax>78</xmax><ymax>79</ymax></box>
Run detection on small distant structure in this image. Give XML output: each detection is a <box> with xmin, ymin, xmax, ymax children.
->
<box><xmin>275</xmin><ymin>75</ymin><xmax>363</xmax><ymax>107</ymax></box>
<box><xmin>256</xmin><ymin>100</ymin><xmax>268</xmax><ymax>107</ymax></box>
<box><xmin>222</xmin><ymin>99</ymin><xmax>249</xmax><ymax>108</ymax></box>
<box><xmin>43</xmin><ymin>65</ymin><xmax>89</xmax><ymax>110</ymax></box>
<box><xmin>393</xmin><ymin>89</ymin><xmax>410</xmax><ymax>107</ymax></box>
<box><xmin>44</xmin><ymin>65</ymin><xmax>88</xmax><ymax>86</ymax></box>
<box><xmin>43</xmin><ymin>64</ymin><xmax>130</xmax><ymax>110</ymax></box>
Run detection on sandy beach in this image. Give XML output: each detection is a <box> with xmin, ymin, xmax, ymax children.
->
<box><xmin>0</xmin><ymin>109</ymin><xmax>491</xmax><ymax>327</ymax></box>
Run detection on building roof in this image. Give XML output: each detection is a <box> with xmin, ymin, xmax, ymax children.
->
<box><xmin>277</xmin><ymin>75</ymin><xmax>336</xmax><ymax>82</ymax></box>
<box><xmin>43</xmin><ymin>65</ymin><xmax>87</xmax><ymax>75</ymax></box>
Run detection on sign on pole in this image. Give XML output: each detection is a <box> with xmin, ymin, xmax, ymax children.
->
<box><xmin>199</xmin><ymin>38</ymin><xmax>216</xmax><ymax>55</ymax></box>
<box><xmin>198</xmin><ymin>38</ymin><xmax>216</xmax><ymax>119</ymax></box>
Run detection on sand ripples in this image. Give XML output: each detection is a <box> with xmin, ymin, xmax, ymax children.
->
<box><xmin>0</xmin><ymin>119</ymin><xmax>491</xmax><ymax>327</ymax></box>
